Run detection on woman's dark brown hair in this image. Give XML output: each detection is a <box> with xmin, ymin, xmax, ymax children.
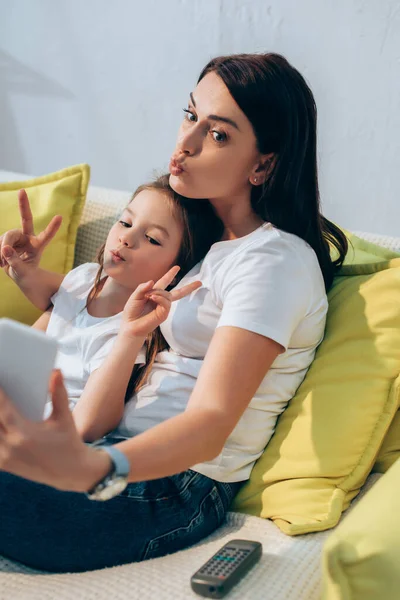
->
<box><xmin>199</xmin><ymin>53</ymin><xmax>347</xmax><ymax>290</ymax></box>
<box><xmin>88</xmin><ymin>174</ymin><xmax>223</xmax><ymax>397</ymax></box>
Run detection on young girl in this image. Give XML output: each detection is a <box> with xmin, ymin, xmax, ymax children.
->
<box><xmin>5</xmin><ymin>174</ymin><xmax>223</xmax><ymax>440</ymax></box>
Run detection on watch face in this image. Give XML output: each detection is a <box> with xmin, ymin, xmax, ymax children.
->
<box><xmin>91</xmin><ymin>477</ymin><xmax>128</xmax><ymax>501</ymax></box>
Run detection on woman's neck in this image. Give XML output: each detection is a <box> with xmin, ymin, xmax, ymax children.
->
<box><xmin>87</xmin><ymin>277</ymin><xmax>133</xmax><ymax>318</ymax></box>
<box><xmin>209</xmin><ymin>193</ymin><xmax>264</xmax><ymax>241</ymax></box>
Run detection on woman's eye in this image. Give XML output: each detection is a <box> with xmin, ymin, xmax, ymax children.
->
<box><xmin>146</xmin><ymin>235</ymin><xmax>161</xmax><ymax>246</ymax></box>
<box><xmin>183</xmin><ymin>108</ymin><xmax>196</xmax><ymax>122</ymax></box>
<box><xmin>211</xmin><ymin>130</ymin><xmax>227</xmax><ymax>143</ymax></box>
<box><xmin>119</xmin><ymin>220</ymin><xmax>130</xmax><ymax>228</ymax></box>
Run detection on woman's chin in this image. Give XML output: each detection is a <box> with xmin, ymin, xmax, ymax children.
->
<box><xmin>169</xmin><ymin>174</ymin><xmax>206</xmax><ymax>199</ymax></box>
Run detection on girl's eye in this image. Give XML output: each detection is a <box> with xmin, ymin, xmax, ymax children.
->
<box><xmin>146</xmin><ymin>235</ymin><xmax>161</xmax><ymax>246</ymax></box>
<box><xmin>183</xmin><ymin>108</ymin><xmax>196</xmax><ymax>122</ymax></box>
<box><xmin>211</xmin><ymin>130</ymin><xmax>227</xmax><ymax>143</ymax></box>
<box><xmin>119</xmin><ymin>220</ymin><xmax>130</xmax><ymax>228</ymax></box>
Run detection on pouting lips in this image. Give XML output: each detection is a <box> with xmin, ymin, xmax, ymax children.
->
<box><xmin>110</xmin><ymin>250</ymin><xmax>125</xmax><ymax>261</ymax></box>
<box><xmin>169</xmin><ymin>159</ymin><xmax>185</xmax><ymax>175</ymax></box>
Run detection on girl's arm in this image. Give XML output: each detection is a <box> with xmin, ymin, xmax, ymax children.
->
<box><xmin>73</xmin><ymin>270</ymin><xmax>197</xmax><ymax>442</ymax></box>
<box><xmin>32</xmin><ymin>308</ymin><xmax>53</xmax><ymax>332</ymax></box>
<box><xmin>6</xmin><ymin>260</ymin><xmax>64</xmax><ymax>311</ymax></box>
<box><xmin>73</xmin><ymin>333</ymin><xmax>145</xmax><ymax>441</ymax></box>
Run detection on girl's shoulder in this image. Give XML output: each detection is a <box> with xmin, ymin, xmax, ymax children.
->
<box><xmin>59</xmin><ymin>262</ymin><xmax>100</xmax><ymax>295</ymax></box>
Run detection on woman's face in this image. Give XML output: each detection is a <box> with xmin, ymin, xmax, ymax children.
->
<box><xmin>169</xmin><ymin>71</ymin><xmax>263</xmax><ymax>200</ymax></box>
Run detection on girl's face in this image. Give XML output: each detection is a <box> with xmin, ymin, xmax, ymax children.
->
<box><xmin>103</xmin><ymin>190</ymin><xmax>183</xmax><ymax>290</ymax></box>
<box><xmin>169</xmin><ymin>71</ymin><xmax>264</xmax><ymax>201</ymax></box>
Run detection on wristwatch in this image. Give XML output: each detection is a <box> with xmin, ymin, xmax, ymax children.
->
<box><xmin>86</xmin><ymin>445</ymin><xmax>130</xmax><ymax>501</ymax></box>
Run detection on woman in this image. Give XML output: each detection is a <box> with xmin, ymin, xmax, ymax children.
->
<box><xmin>0</xmin><ymin>52</ymin><xmax>347</xmax><ymax>572</ymax></box>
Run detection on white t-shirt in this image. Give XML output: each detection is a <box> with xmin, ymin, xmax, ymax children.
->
<box><xmin>46</xmin><ymin>263</ymin><xmax>146</xmax><ymax>412</ymax></box>
<box><xmin>115</xmin><ymin>223</ymin><xmax>328</xmax><ymax>482</ymax></box>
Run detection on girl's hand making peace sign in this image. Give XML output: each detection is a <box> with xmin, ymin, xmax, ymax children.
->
<box><xmin>122</xmin><ymin>266</ymin><xmax>201</xmax><ymax>338</ymax></box>
<box><xmin>0</xmin><ymin>189</ymin><xmax>62</xmax><ymax>282</ymax></box>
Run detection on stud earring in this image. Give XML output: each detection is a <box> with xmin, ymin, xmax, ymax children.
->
<box><xmin>253</xmin><ymin>177</ymin><xmax>258</xmax><ymax>184</ymax></box>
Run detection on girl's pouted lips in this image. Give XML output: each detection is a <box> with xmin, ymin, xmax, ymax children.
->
<box><xmin>169</xmin><ymin>159</ymin><xmax>185</xmax><ymax>176</ymax></box>
<box><xmin>110</xmin><ymin>250</ymin><xmax>125</xmax><ymax>262</ymax></box>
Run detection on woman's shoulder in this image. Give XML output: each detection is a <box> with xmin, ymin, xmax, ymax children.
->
<box><xmin>219</xmin><ymin>224</ymin><xmax>320</xmax><ymax>276</ymax></box>
<box><xmin>261</xmin><ymin>226</ymin><xmax>321</xmax><ymax>267</ymax></box>
<box><xmin>243</xmin><ymin>223</ymin><xmax>314</xmax><ymax>254</ymax></box>
<box><xmin>209</xmin><ymin>224</ymin><xmax>326</xmax><ymax>304</ymax></box>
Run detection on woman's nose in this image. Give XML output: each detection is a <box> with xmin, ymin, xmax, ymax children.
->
<box><xmin>175</xmin><ymin>124</ymin><xmax>201</xmax><ymax>157</ymax></box>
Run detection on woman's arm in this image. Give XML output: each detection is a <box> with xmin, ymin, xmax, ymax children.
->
<box><xmin>32</xmin><ymin>308</ymin><xmax>53</xmax><ymax>332</ymax></box>
<box><xmin>0</xmin><ymin>327</ymin><xmax>281</xmax><ymax>492</ymax></box>
<box><xmin>114</xmin><ymin>326</ymin><xmax>282</xmax><ymax>482</ymax></box>
<box><xmin>73</xmin><ymin>333</ymin><xmax>145</xmax><ymax>442</ymax></box>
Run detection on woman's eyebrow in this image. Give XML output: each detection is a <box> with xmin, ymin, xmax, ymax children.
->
<box><xmin>189</xmin><ymin>92</ymin><xmax>240</xmax><ymax>131</ymax></box>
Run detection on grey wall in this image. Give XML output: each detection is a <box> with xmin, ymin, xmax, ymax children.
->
<box><xmin>0</xmin><ymin>0</ymin><xmax>399</xmax><ymax>235</ymax></box>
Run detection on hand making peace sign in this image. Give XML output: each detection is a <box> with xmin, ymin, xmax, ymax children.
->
<box><xmin>121</xmin><ymin>265</ymin><xmax>201</xmax><ymax>338</ymax></box>
<box><xmin>0</xmin><ymin>189</ymin><xmax>62</xmax><ymax>282</ymax></box>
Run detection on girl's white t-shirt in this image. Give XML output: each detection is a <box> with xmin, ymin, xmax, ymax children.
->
<box><xmin>115</xmin><ymin>223</ymin><xmax>328</xmax><ymax>482</ymax></box>
<box><xmin>46</xmin><ymin>263</ymin><xmax>146</xmax><ymax>412</ymax></box>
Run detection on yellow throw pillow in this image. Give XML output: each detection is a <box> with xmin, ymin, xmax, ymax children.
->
<box><xmin>344</xmin><ymin>232</ymin><xmax>400</xmax><ymax>476</ymax></box>
<box><xmin>0</xmin><ymin>164</ymin><xmax>90</xmax><ymax>325</ymax></box>
<box><xmin>232</xmin><ymin>237</ymin><xmax>400</xmax><ymax>535</ymax></box>
<box><xmin>342</xmin><ymin>231</ymin><xmax>400</xmax><ymax>266</ymax></box>
<box><xmin>373</xmin><ymin>413</ymin><xmax>400</xmax><ymax>474</ymax></box>
<box><xmin>322</xmin><ymin>458</ymin><xmax>400</xmax><ymax>600</ymax></box>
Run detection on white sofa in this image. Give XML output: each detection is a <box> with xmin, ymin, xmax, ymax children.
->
<box><xmin>0</xmin><ymin>171</ymin><xmax>397</xmax><ymax>600</ymax></box>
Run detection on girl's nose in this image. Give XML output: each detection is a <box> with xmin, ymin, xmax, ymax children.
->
<box><xmin>119</xmin><ymin>230</ymin><xmax>134</xmax><ymax>247</ymax></box>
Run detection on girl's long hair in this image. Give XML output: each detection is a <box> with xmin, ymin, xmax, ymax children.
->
<box><xmin>199</xmin><ymin>53</ymin><xmax>347</xmax><ymax>290</ymax></box>
<box><xmin>88</xmin><ymin>174</ymin><xmax>223</xmax><ymax>398</ymax></box>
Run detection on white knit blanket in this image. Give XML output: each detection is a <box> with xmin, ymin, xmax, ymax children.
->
<box><xmin>0</xmin><ymin>474</ymin><xmax>381</xmax><ymax>600</ymax></box>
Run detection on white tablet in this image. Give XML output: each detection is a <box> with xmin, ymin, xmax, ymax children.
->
<box><xmin>0</xmin><ymin>318</ymin><xmax>58</xmax><ymax>421</ymax></box>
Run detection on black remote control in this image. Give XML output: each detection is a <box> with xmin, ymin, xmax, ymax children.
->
<box><xmin>190</xmin><ymin>539</ymin><xmax>262</xmax><ymax>598</ymax></box>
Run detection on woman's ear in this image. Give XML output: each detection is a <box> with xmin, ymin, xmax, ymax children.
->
<box><xmin>250</xmin><ymin>153</ymin><xmax>276</xmax><ymax>186</ymax></box>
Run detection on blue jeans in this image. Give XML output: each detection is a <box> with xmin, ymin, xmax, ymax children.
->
<box><xmin>0</xmin><ymin>469</ymin><xmax>242</xmax><ymax>573</ymax></box>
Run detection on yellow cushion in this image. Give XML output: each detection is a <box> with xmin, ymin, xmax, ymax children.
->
<box><xmin>373</xmin><ymin>413</ymin><xmax>400</xmax><ymax>474</ymax></box>
<box><xmin>232</xmin><ymin>233</ymin><xmax>400</xmax><ymax>535</ymax></box>
<box><xmin>342</xmin><ymin>232</ymin><xmax>399</xmax><ymax>266</ymax></box>
<box><xmin>322</xmin><ymin>458</ymin><xmax>400</xmax><ymax>600</ymax></box>
<box><xmin>346</xmin><ymin>232</ymin><xmax>400</xmax><ymax>476</ymax></box>
<box><xmin>0</xmin><ymin>164</ymin><xmax>90</xmax><ymax>325</ymax></box>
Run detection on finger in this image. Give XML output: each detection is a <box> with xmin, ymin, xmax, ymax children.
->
<box><xmin>145</xmin><ymin>289</ymin><xmax>171</xmax><ymax>300</ymax></box>
<box><xmin>130</xmin><ymin>280</ymin><xmax>154</xmax><ymax>300</ymax></box>
<box><xmin>147</xmin><ymin>294</ymin><xmax>171</xmax><ymax>323</ymax></box>
<box><xmin>148</xmin><ymin>294</ymin><xmax>170</xmax><ymax>312</ymax></box>
<box><xmin>0</xmin><ymin>386</ymin><xmax>24</xmax><ymax>431</ymax></box>
<box><xmin>48</xmin><ymin>370</ymin><xmax>70</xmax><ymax>420</ymax></box>
<box><xmin>154</xmin><ymin>265</ymin><xmax>180</xmax><ymax>290</ymax></box>
<box><xmin>1</xmin><ymin>229</ymin><xmax>26</xmax><ymax>256</ymax></box>
<box><xmin>37</xmin><ymin>214</ymin><xmax>63</xmax><ymax>248</ymax></box>
<box><xmin>1</xmin><ymin>245</ymin><xmax>28</xmax><ymax>277</ymax></box>
<box><xmin>18</xmin><ymin>189</ymin><xmax>35</xmax><ymax>236</ymax></box>
<box><xmin>170</xmin><ymin>280</ymin><xmax>202</xmax><ymax>301</ymax></box>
